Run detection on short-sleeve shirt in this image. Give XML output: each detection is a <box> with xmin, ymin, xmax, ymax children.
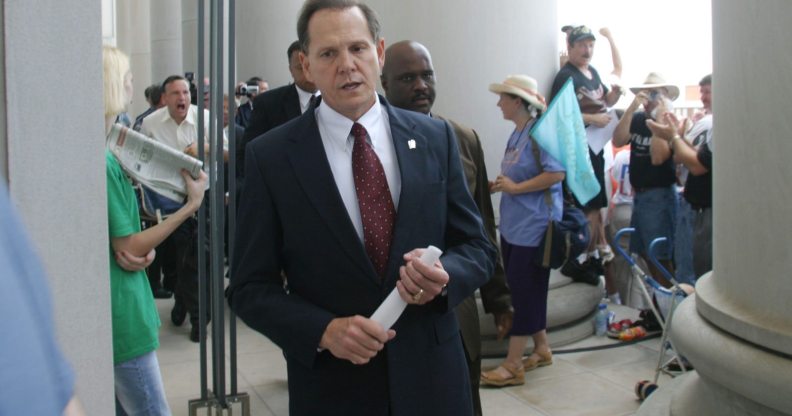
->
<box><xmin>684</xmin><ymin>129</ymin><xmax>713</xmax><ymax>208</ymax></box>
<box><xmin>106</xmin><ymin>151</ymin><xmax>160</xmax><ymax>364</ymax></box>
<box><xmin>678</xmin><ymin>114</ymin><xmax>712</xmax><ymax>185</ymax></box>
<box><xmin>499</xmin><ymin>124</ymin><xmax>565</xmax><ymax>247</ymax></box>
<box><xmin>628</xmin><ymin>112</ymin><xmax>676</xmax><ymax>189</ymax></box>
<box><xmin>550</xmin><ymin>63</ymin><xmax>610</xmax><ymax>116</ymax></box>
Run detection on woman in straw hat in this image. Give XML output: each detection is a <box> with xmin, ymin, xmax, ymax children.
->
<box><xmin>481</xmin><ymin>75</ymin><xmax>566</xmax><ymax>387</ymax></box>
<box><xmin>103</xmin><ymin>45</ymin><xmax>207</xmax><ymax>414</ymax></box>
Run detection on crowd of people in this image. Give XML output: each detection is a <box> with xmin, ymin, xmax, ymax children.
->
<box><xmin>96</xmin><ymin>0</ymin><xmax>714</xmax><ymax>414</ymax></box>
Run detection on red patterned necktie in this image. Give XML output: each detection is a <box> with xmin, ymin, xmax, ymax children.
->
<box><xmin>351</xmin><ymin>122</ymin><xmax>396</xmax><ymax>278</ymax></box>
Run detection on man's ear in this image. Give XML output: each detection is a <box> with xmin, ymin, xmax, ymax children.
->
<box><xmin>376</xmin><ymin>38</ymin><xmax>385</xmax><ymax>70</ymax></box>
<box><xmin>300</xmin><ymin>51</ymin><xmax>314</xmax><ymax>83</ymax></box>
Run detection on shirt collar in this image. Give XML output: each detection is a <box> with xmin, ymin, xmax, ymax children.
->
<box><xmin>295</xmin><ymin>84</ymin><xmax>319</xmax><ymax>112</ymax></box>
<box><xmin>162</xmin><ymin>104</ymin><xmax>197</xmax><ymax>126</ymax></box>
<box><xmin>316</xmin><ymin>95</ymin><xmax>383</xmax><ymax>150</ymax></box>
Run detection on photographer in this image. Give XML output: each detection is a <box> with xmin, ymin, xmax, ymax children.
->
<box><xmin>613</xmin><ymin>73</ymin><xmax>678</xmax><ymax>287</ymax></box>
<box><xmin>235</xmin><ymin>76</ymin><xmax>269</xmax><ymax>128</ymax></box>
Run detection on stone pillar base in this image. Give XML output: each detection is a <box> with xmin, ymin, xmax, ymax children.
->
<box><xmin>637</xmin><ymin>296</ymin><xmax>792</xmax><ymax>415</ymax></box>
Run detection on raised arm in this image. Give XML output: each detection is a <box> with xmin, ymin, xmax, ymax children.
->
<box><xmin>599</xmin><ymin>27</ymin><xmax>622</xmax><ymax>78</ymax></box>
<box><xmin>599</xmin><ymin>28</ymin><xmax>624</xmax><ymax>106</ymax></box>
<box><xmin>613</xmin><ymin>92</ymin><xmax>648</xmax><ymax>147</ymax></box>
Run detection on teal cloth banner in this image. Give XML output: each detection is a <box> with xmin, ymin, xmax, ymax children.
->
<box><xmin>530</xmin><ymin>77</ymin><xmax>600</xmax><ymax>205</ymax></box>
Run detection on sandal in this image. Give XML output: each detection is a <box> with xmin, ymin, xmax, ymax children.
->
<box><xmin>521</xmin><ymin>350</ymin><xmax>553</xmax><ymax>371</ymax></box>
<box><xmin>480</xmin><ymin>361</ymin><xmax>525</xmax><ymax>387</ymax></box>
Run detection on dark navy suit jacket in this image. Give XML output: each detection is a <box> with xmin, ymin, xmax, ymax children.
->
<box><xmin>228</xmin><ymin>96</ymin><xmax>495</xmax><ymax>416</ymax></box>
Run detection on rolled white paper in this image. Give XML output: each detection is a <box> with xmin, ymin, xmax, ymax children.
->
<box><xmin>369</xmin><ymin>245</ymin><xmax>443</xmax><ymax>329</ymax></box>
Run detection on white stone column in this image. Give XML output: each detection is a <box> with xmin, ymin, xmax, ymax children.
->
<box><xmin>235</xmin><ymin>0</ymin><xmax>304</xmax><ymax>88</ymax></box>
<box><xmin>639</xmin><ymin>0</ymin><xmax>792</xmax><ymax>414</ymax></box>
<box><xmin>116</xmin><ymin>0</ymin><xmax>152</xmax><ymax>118</ymax></box>
<box><xmin>4</xmin><ymin>1</ymin><xmax>114</xmax><ymax>414</ymax></box>
<box><xmin>181</xmin><ymin>0</ymin><xmax>209</xmax><ymax>77</ymax></box>
<box><xmin>150</xmin><ymin>0</ymin><xmax>183</xmax><ymax>83</ymax></box>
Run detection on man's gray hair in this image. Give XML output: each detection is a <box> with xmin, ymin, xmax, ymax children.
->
<box><xmin>297</xmin><ymin>0</ymin><xmax>381</xmax><ymax>53</ymax></box>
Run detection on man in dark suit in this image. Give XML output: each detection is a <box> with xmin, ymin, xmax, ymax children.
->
<box><xmin>227</xmin><ymin>1</ymin><xmax>496</xmax><ymax>415</ymax></box>
<box><xmin>236</xmin><ymin>41</ymin><xmax>318</xmax><ymax>179</ymax></box>
<box><xmin>381</xmin><ymin>40</ymin><xmax>513</xmax><ymax>416</ymax></box>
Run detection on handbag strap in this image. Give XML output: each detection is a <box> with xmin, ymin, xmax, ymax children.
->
<box><xmin>528</xmin><ymin>134</ymin><xmax>555</xmax><ymax>267</ymax></box>
<box><xmin>527</xmin><ymin>134</ymin><xmax>554</xmax><ymax>210</ymax></box>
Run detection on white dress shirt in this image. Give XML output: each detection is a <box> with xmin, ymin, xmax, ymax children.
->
<box><xmin>316</xmin><ymin>96</ymin><xmax>401</xmax><ymax>242</ymax></box>
<box><xmin>296</xmin><ymin>85</ymin><xmax>319</xmax><ymax>114</ymax></box>
<box><xmin>140</xmin><ymin>104</ymin><xmax>228</xmax><ymax>151</ymax></box>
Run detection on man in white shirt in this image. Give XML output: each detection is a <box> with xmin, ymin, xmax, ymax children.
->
<box><xmin>141</xmin><ymin>75</ymin><xmax>228</xmax><ymax>160</ymax></box>
<box><xmin>140</xmin><ymin>75</ymin><xmax>227</xmax><ymax>342</ymax></box>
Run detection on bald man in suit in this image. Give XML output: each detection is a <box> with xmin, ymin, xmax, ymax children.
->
<box><xmin>382</xmin><ymin>40</ymin><xmax>513</xmax><ymax>416</ymax></box>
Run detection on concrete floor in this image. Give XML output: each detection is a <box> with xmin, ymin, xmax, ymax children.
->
<box><xmin>156</xmin><ymin>299</ymin><xmax>673</xmax><ymax>416</ymax></box>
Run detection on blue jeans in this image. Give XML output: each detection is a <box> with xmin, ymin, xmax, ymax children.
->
<box><xmin>115</xmin><ymin>351</ymin><xmax>171</xmax><ymax>416</ymax></box>
<box><xmin>674</xmin><ymin>193</ymin><xmax>696</xmax><ymax>285</ymax></box>
<box><xmin>629</xmin><ymin>186</ymin><xmax>676</xmax><ymax>259</ymax></box>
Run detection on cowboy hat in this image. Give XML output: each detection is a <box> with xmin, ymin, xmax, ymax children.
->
<box><xmin>629</xmin><ymin>72</ymin><xmax>680</xmax><ymax>101</ymax></box>
<box><xmin>489</xmin><ymin>75</ymin><xmax>547</xmax><ymax>111</ymax></box>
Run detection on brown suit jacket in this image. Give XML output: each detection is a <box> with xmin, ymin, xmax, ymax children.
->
<box><xmin>434</xmin><ymin>114</ymin><xmax>511</xmax><ymax>361</ymax></box>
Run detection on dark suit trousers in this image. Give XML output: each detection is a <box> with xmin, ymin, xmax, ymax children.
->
<box><xmin>146</xmin><ymin>229</ymin><xmax>178</xmax><ymax>292</ymax></box>
<box><xmin>172</xmin><ymin>217</ymin><xmax>211</xmax><ymax>326</ymax></box>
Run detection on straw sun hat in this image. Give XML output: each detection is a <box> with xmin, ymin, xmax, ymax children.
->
<box><xmin>629</xmin><ymin>72</ymin><xmax>680</xmax><ymax>101</ymax></box>
<box><xmin>489</xmin><ymin>75</ymin><xmax>547</xmax><ymax>111</ymax></box>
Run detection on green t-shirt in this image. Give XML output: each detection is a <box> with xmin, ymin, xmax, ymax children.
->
<box><xmin>106</xmin><ymin>151</ymin><xmax>160</xmax><ymax>364</ymax></box>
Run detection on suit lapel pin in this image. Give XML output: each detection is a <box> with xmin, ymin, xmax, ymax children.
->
<box><xmin>408</xmin><ymin>139</ymin><xmax>416</xmax><ymax>150</ymax></box>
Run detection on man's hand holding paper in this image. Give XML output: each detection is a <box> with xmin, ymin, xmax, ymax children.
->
<box><xmin>319</xmin><ymin>316</ymin><xmax>396</xmax><ymax>365</ymax></box>
<box><xmin>396</xmin><ymin>247</ymin><xmax>448</xmax><ymax>306</ymax></box>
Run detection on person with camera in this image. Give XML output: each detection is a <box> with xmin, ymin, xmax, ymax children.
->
<box><xmin>647</xmin><ymin>74</ymin><xmax>714</xmax><ymax>280</ymax></box>
<box><xmin>235</xmin><ymin>76</ymin><xmax>269</xmax><ymax>129</ymax></box>
<box><xmin>612</xmin><ymin>73</ymin><xmax>678</xmax><ymax>287</ymax></box>
<box><xmin>236</xmin><ymin>41</ymin><xmax>318</xmax><ymax>181</ymax></box>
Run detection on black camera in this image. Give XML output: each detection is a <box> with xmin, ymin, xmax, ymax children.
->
<box><xmin>236</xmin><ymin>83</ymin><xmax>260</xmax><ymax>98</ymax></box>
<box><xmin>184</xmin><ymin>72</ymin><xmax>195</xmax><ymax>83</ymax></box>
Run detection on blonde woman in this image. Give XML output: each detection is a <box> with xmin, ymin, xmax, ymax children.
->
<box><xmin>103</xmin><ymin>45</ymin><xmax>207</xmax><ymax>415</ymax></box>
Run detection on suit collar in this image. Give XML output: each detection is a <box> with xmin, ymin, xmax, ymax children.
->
<box><xmin>381</xmin><ymin>98</ymin><xmax>436</xmax><ymax>287</ymax></box>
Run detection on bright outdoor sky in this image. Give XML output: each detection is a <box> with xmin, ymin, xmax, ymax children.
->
<box><xmin>559</xmin><ymin>0</ymin><xmax>712</xmax><ymax>106</ymax></box>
